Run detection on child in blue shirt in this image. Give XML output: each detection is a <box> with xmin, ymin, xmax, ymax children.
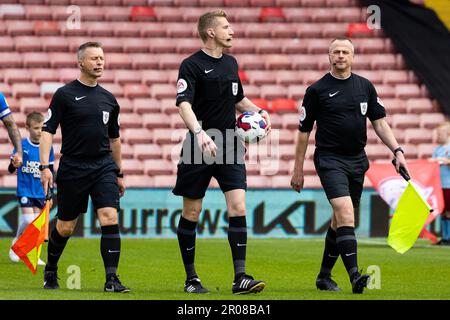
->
<box><xmin>8</xmin><ymin>112</ymin><xmax>55</xmax><ymax>263</ymax></box>
<box><xmin>432</xmin><ymin>122</ymin><xmax>450</xmax><ymax>245</ymax></box>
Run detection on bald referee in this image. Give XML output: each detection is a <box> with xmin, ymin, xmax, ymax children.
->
<box><xmin>173</xmin><ymin>10</ymin><xmax>270</xmax><ymax>294</ymax></box>
<box><xmin>40</xmin><ymin>42</ymin><xmax>129</xmax><ymax>293</ymax></box>
<box><xmin>291</xmin><ymin>37</ymin><xmax>409</xmax><ymax>294</ymax></box>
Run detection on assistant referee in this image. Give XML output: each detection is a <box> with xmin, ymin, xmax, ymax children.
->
<box><xmin>291</xmin><ymin>37</ymin><xmax>409</xmax><ymax>294</ymax></box>
<box><xmin>40</xmin><ymin>42</ymin><xmax>129</xmax><ymax>293</ymax></box>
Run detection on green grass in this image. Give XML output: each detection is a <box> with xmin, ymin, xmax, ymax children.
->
<box><xmin>0</xmin><ymin>238</ymin><xmax>449</xmax><ymax>300</ymax></box>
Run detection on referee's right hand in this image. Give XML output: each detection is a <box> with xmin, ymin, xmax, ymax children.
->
<box><xmin>290</xmin><ymin>170</ymin><xmax>304</xmax><ymax>193</ymax></box>
<box><xmin>197</xmin><ymin>130</ymin><xmax>217</xmax><ymax>158</ymax></box>
<box><xmin>40</xmin><ymin>168</ymin><xmax>53</xmax><ymax>196</ymax></box>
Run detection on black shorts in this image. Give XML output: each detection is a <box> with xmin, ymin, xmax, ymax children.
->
<box><xmin>173</xmin><ymin>162</ymin><xmax>247</xmax><ymax>199</ymax></box>
<box><xmin>17</xmin><ymin>196</ymin><xmax>45</xmax><ymax>209</ymax></box>
<box><xmin>55</xmin><ymin>154</ymin><xmax>120</xmax><ymax>221</ymax></box>
<box><xmin>314</xmin><ymin>149</ymin><xmax>369</xmax><ymax>208</ymax></box>
<box><xmin>172</xmin><ymin>131</ymin><xmax>247</xmax><ymax>199</ymax></box>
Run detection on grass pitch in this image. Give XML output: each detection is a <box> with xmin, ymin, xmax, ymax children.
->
<box><xmin>0</xmin><ymin>238</ymin><xmax>449</xmax><ymax>300</ymax></box>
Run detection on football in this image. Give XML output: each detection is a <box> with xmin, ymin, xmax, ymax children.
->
<box><xmin>235</xmin><ymin>111</ymin><xmax>267</xmax><ymax>144</ymax></box>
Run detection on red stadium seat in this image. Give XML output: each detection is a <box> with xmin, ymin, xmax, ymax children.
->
<box><xmin>176</xmin><ymin>38</ymin><xmax>202</xmax><ymax>54</ymax></box>
<box><xmin>312</xmin><ymin>8</ymin><xmax>338</xmax><ymax>23</ymax></box>
<box><xmin>12</xmin><ymin>83</ymin><xmax>40</xmax><ymax>98</ymax></box>
<box><xmin>150</xmin><ymin>84</ymin><xmax>175</xmax><ymax>99</ymax></box>
<box><xmin>161</xmin><ymin>143</ymin><xmax>182</xmax><ymax>162</ymax></box>
<box><xmin>49</xmin><ymin>53</ymin><xmax>76</xmax><ymax>68</ymax></box>
<box><xmin>4</xmin><ymin>69</ymin><xmax>32</xmax><ymax>84</ymax></box>
<box><xmin>346</xmin><ymin>22</ymin><xmax>373</xmax><ymax>38</ymax></box>
<box><xmin>133</xmin><ymin>98</ymin><xmax>161</xmax><ymax>114</ymax></box>
<box><xmin>0</xmin><ymin>4</ymin><xmax>25</xmax><ymax>20</ymax></box>
<box><xmin>259</xmin><ymin>7</ymin><xmax>286</xmax><ymax>22</ymax></box>
<box><xmin>99</xmin><ymin>83</ymin><xmax>124</xmax><ymax>97</ymax></box>
<box><xmin>133</xmin><ymin>143</ymin><xmax>163</xmax><ymax>160</ymax></box>
<box><xmin>25</xmin><ymin>5</ymin><xmax>52</xmax><ymax>20</ymax></box>
<box><xmin>417</xmin><ymin>144</ymin><xmax>436</xmax><ymax>159</ymax></box>
<box><xmin>40</xmin><ymin>82</ymin><xmax>63</xmax><ymax>99</ymax></box>
<box><xmin>355</xmin><ymin>70</ymin><xmax>383</xmax><ymax>84</ymax></box>
<box><xmin>117</xmin><ymin>98</ymin><xmax>133</xmax><ymax>114</ymax></box>
<box><xmin>371</xmin><ymin>54</ymin><xmax>397</xmax><ymax>70</ymax></box>
<box><xmin>122</xmin><ymin>159</ymin><xmax>144</xmax><ymax>175</ymax></box>
<box><xmin>14</xmin><ymin>36</ymin><xmax>42</xmax><ymax>52</ymax></box>
<box><xmin>131</xmin><ymin>54</ymin><xmax>160</xmax><ymax>69</ymax></box>
<box><xmin>247</xmin><ymin>175</ymin><xmax>272</xmax><ymax>188</ymax></box>
<box><xmin>288</xmin><ymin>84</ymin><xmax>307</xmax><ymax>101</ymax></box>
<box><xmin>395</xmin><ymin>84</ymin><xmax>421</xmax><ymax>99</ymax></box>
<box><xmin>23</xmin><ymin>52</ymin><xmax>51</xmax><ymax>68</ymax></box>
<box><xmin>143</xmin><ymin>113</ymin><xmax>171</xmax><ymax>129</ymax></box>
<box><xmin>41</xmin><ymin>36</ymin><xmax>69</xmax><ymax>52</ymax></box>
<box><xmin>19</xmin><ymin>97</ymin><xmax>48</xmax><ymax>113</ymax></box>
<box><xmin>354</xmin><ymin>38</ymin><xmax>385</xmax><ymax>54</ymax></box>
<box><xmin>391</xmin><ymin>114</ymin><xmax>420</xmax><ymax>129</ymax></box>
<box><xmin>144</xmin><ymin>159</ymin><xmax>175</xmax><ymax>176</ymax></box>
<box><xmin>238</xmin><ymin>70</ymin><xmax>249</xmax><ymax>84</ymax></box>
<box><xmin>118</xmin><ymin>113</ymin><xmax>143</xmax><ymax>129</ymax></box>
<box><xmin>153</xmin><ymin>128</ymin><xmax>185</xmax><ymax>145</ymax></box>
<box><xmin>380</xmin><ymin>98</ymin><xmax>406</xmax><ymax>115</ymax></box>
<box><xmin>365</xmin><ymin>144</ymin><xmax>390</xmax><ymax>161</ymax></box>
<box><xmin>280</xmin><ymin>113</ymin><xmax>299</xmax><ymax>129</ymax></box>
<box><xmin>337</xmin><ymin>7</ymin><xmax>363</xmax><ymax>22</ymax></box>
<box><xmin>153</xmin><ymin>174</ymin><xmax>177</xmax><ymax>187</ymax></box>
<box><xmin>154</xmin><ymin>7</ymin><xmax>183</xmax><ymax>22</ymax></box>
<box><xmin>104</xmin><ymin>6</ymin><xmax>131</xmax><ymax>21</ymax></box>
<box><xmin>84</xmin><ymin>22</ymin><xmax>115</xmax><ymax>37</ymax></box>
<box><xmin>255</xmin><ymin>39</ymin><xmax>284</xmax><ymax>54</ymax></box>
<box><xmin>260</xmin><ymin>85</ymin><xmax>288</xmax><ymax>100</ymax></box>
<box><xmin>124</xmin><ymin>175</ymin><xmax>153</xmax><ymax>188</ymax></box>
<box><xmin>406</xmin><ymin>98</ymin><xmax>433</xmax><ymax>114</ymax></box>
<box><xmin>270</xmin><ymin>23</ymin><xmax>298</xmax><ymax>38</ymax></box>
<box><xmin>123</xmin><ymin>128</ymin><xmax>153</xmax><ymax>145</ymax></box>
<box><xmin>420</xmin><ymin>113</ymin><xmax>446</xmax><ymax>129</ymax></box>
<box><xmin>130</xmin><ymin>6</ymin><xmax>157</xmax><ymax>22</ymax></box>
<box><xmin>321</xmin><ymin>23</ymin><xmax>348</xmax><ymax>38</ymax></box>
<box><xmin>271</xmin><ymin>99</ymin><xmax>297</xmax><ymax>113</ymax></box>
<box><xmin>271</xmin><ymin>175</ymin><xmax>291</xmax><ymax>188</ymax></box>
<box><xmin>34</xmin><ymin>21</ymin><xmax>59</xmax><ymax>36</ymax></box>
<box><xmin>247</xmin><ymin>70</ymin><xmax>277</xmax><ymax>85</ymax></box>
<box><xmin>303</xmin><ymin>175</ymin><xmax>322</xmax><ymax>188</ymax></box>
<box><xmin>284</xmin><ymin>8</ymin><xmax>312</xmax><ymax>22</ymax></box>
<box><xmin>0</xmin><ymin>36</ymin><xmax>13</xmax><ymax>51</ymax></box>
<box><xmin>265</xmin><ymin>54</ymin><xmax>292</xmax><ymax>70</ymax></box>
<box><xmin>124</xmin><ymin>84</ymin><xmax>150</xmax><ymax>99</ymax></box>
<box><xmin>283</xmin><ymin>39</ymin><xmax>309</xmax><ymax>54</ymax></box>
<box><xmin>405</xmin><ymin>128</ymin><xmax>432</xmax><ymax>144</ymax></box>
<box><xmin>235</xmin><ymin>54</ymin><xmax>265</xmax><ymax>70</ymax></box>
<box><xmin>114</xmin><ymin>70</ymin><xmax>143</xmax><ymax>85</ymax></box>
<box><xmin>277</xmin><ymin>71</ymin><xmax>303</xmax><ymax>86</ymax></box>
<box><xmin>250</xmin><ymin>98</ymin><xmax>270</xmax><ymax>111</ymax></box>
<box><xmin>113</xmin><ymin>22</ymin><xmax>144</xmax><ymax>38</ymax></box>
<box><xmin>291</xmin><ymin>54</ymin><xmax>321</xmax><ymax>69</ymax></box>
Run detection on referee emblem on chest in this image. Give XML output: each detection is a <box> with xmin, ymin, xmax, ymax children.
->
<box><xmin>360</xmin><ymin>102</ymin><xmax>368</xmax><ymax>116</ymax></box>
<box><xmin>232</xmin><ymin>82</ymin><xmax>238</xmax><ymax>96</ymax></box>
<box><xmin>103</xmin><ymin>111</ymin><xmax>109</xmax><ymax>124</ymax></box>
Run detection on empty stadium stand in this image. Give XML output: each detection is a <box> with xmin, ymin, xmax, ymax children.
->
<box><xmin>0</xmin><ymin>0</ymin><xmax>446</xmax><ymax>189</ymax></box>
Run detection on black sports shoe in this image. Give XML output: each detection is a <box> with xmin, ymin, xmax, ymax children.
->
<box><xmin>316</xmin><ymin>276</ymin><xmax>341</xmax><ymax>291</ymax></box>
<box><xmin>352</xmin><ymin>274</ymin><xmax>370</xmax><ymax>294</ymax></box>
<box><xmin>232</xmin><ymin>274</ymin><xmax>265</xmax><ymax>294</ymax></box>
<box><xmin>184</xmin><ymin>278</ymin><xmax>209</xmax><ymax>294</ymax></box>
<box><xmin>104</xmin><ymin>274</ymin><xmax>130</xmax><ymax>293</ymax></box>
<box><xmin>43</xmin><ymin>269</ymin><xmax>59</xmax><ymax>289</ymax></box>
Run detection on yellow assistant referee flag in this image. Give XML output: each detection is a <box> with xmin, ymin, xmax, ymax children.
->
<box><xmin>387</xmin><ymin>180</ymin><xmax>432</xmax><ymax>254</ymax></box>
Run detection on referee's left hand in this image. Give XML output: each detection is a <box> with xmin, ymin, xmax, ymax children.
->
<box><xmin>394</xmin><ymin>152</ymin><xmax>409</xmax><ymax>177</ymax></box>
<box><xmin>118</xmin><ymin>177</ymin><xmax>125</xmax><ymax>197</ymax></box>
<box><xmin>260</xmin><ymin>110</ymin><xmax>271</xmax><ymax>136</ymax></box>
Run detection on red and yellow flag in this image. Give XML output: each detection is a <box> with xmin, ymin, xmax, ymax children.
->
<box><xmin>11</xmin><ymin>201</ymin><xmax>50</xmax><ymax>274</ymax></box>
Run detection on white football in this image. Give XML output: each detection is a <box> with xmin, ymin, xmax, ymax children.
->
<box><xmin>235</xmin><ymin>111</ymin><xmax>267</xmax><ymax>144</ymax></box>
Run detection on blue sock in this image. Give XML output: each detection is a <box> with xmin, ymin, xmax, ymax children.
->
<box><xmin>442</xmin><ymin>218</ymin><xmax>450</xmax><ymax>240</ymax></box>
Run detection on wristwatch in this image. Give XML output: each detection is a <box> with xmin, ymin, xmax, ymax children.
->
<box><xmin>38</xmin><ymin>164</ymin><xmax>50</xmax><ymax>171</ymax></box>
<box><xmin>193</xmin><ymin>126</ymin><xmax>202</xmax><ymax>135</ymax></box>
<box><xmin>393</xmin><ymin>147</ymin><xmax>404</xmax><ymax>155</ymax></box>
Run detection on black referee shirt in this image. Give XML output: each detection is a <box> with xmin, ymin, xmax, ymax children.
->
<box><xmin>43</xmin><ymin>80</ymin><xmax>120</xmax><ymax>159</ymax></box>
<box><xmin>299</xmin><ymin>72</ymin><xmax>386</xmax><ymax>155</ymax></box>
<box><xmin>176</xmin><ymin>50</ymin><xmax>245</xmax><ymax>131</ymax></box>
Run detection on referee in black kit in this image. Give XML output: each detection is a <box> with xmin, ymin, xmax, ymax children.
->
<box><xmin>291</xmin><ymin>38</ymin><xmax>409</xmax><ymax>294</ymax></box>
<box><xmin>173</xmin><ymin>10</ymin><xmax>271</xmax><ymax>294</ymax></box>
<box><xmin>39</xmin><ymin>42</ymin><xmax>129</xmax><ymax>293</ymax></box>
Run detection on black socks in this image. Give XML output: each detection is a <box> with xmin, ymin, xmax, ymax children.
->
<box><xmin>177</xmin><ymin>216</ymin><xmax>198</xmax><ymax>280</ymax></box>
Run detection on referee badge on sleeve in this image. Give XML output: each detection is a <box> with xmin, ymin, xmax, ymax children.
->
<box><xmin>103</xmin><ymin>111</ymin><xmax>110</xmax><ymax>124</ymax></box>
<box><xmin>232</xmin><ymin>82</ymin><xmax>238</xmax><ymax>96</ymax></box>
<box><xmin>360</xmin><ymin>102</ymin><xmax>368</xmax><ymax>116</ymax></box>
